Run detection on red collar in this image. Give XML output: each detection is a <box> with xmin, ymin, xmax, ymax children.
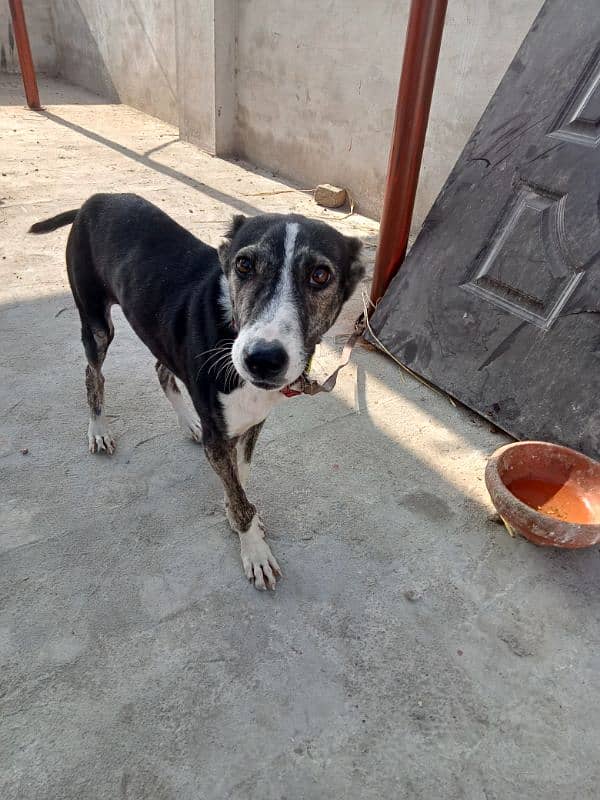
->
<box><xmin>280</xmin><ymin>359</ymin><xmax>313</xmax><ymax>398</ymax></box>
<box><xmin>280</xmin><ymin>385</ymin><xmax>302</xmax><ymax>398</ymax></box>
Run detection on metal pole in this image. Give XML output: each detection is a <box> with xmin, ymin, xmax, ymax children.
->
<box><xmin>8</xmin><ymin>0</ymin><xmax>41</xmax><ymax>110</ymax></box>
<box><xmin>370</xmin><ymin>0</ymin><xmax>447</xmax><ymax>307</ymax></box>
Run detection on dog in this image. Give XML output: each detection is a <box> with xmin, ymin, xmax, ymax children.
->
<box><xmin>30</xmin><ymin>193</ymin><xmax>364</xmax><ymax>590</ymax></box>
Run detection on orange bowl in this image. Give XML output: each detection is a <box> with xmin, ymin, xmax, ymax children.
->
<box><xmin>485</xmin><ymin>442</ymin><xmax>600</xmax><ymax>548</ymax></box>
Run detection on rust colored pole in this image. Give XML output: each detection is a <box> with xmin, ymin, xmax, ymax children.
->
<box><xmin>8</xmin><ymin>0</ymin><xmax>41</xmax><ymax>110</ymax></box>
<box><xmin>370</xmin><ymin>0</ymin><xmax>447</xmax><ymax>307</ymax></box>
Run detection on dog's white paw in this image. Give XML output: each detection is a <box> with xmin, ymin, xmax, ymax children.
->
<box><xmin>177</xmin><ymin>411</ymin><xmax>203</xmax><ymax>443</ymax></box>
<box><xmin>87</xmin><ymin>417</ymin><xmax>116</xmax><ymax>455</ymax></box>
<box><xmin>239</xmin><ymin>516</ymin><xmax>282</xmax><ymax>591</ymax></box>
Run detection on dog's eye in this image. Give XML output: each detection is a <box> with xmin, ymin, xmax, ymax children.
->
<box><xmin>310</xmin><ymin>266</ymin><xmax>331</xmax><ymax>287</ymax></box>
<box><xmin>236</xmin><ymin>257</ymin><xmax>253</xmax><ymax>276</ymax></box>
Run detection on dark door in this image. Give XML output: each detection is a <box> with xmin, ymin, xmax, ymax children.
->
<box><xmin>369</xmin><ymin>0</ymin><xmax>600</xmax><ymax>458</ymax></box>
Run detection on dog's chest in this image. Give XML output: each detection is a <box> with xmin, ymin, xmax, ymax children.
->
<box><xmin>219</xmin><ymin>384</ymin><xmax>285</xmax><ymax>438</ymax></box>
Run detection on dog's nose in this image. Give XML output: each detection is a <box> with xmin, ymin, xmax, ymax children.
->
<box><xmin>244</xmin><ymin>340</ymin><xmax>289</xmax><ymax>381</ymax></box>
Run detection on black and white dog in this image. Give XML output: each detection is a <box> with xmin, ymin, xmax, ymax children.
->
<box><xmin>30</xmin><ymin>194</ymin><xmax>364</xmax><ymax>590</ymax></box>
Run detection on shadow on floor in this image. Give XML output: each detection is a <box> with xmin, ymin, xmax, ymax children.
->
<box><xmin>2</xmin><ymin>284</ymin><xmax>600</xmax><ymax>798</ymax></box>
<box><xmin>41</xmin><ymin>109</ymin><xmax>263</xmax><ymax>218</ymax></box>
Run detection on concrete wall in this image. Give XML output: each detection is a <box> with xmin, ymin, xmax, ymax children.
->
<box><xmin>235</xmin><ymin>0</ymin><xmax>544</xmax><ymax>223</ymax></box>
<box><xmin>0</xmin><ymin>0</ymin><xmax>57</xmax><ymax>75</ymax></box>
<box><xmin>175</xmin><ymin>0</ymin><xmax>236</xmax><ymax>154</ymax></box>
<box><xmin>5</xmin><ymin>0</ymin><xmax>545</xmax><ymax>224</ymax></box>
<box><xmin>51</xmin><ymin>0</ymin><xmax>178</xmax><ymax>124</ymax></box>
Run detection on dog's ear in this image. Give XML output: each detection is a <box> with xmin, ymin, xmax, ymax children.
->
<box><xmin>218</xmin><ymin>214</ymin><xmax>247</xmax><ymax>272</ymax></box>
<box><xmin>225</xmin><ymin>214</ymin><xmax>247</xmax><ymax>240</ymax></box>
<box><xmin>343</xmin><ymin>236</ymin><xmax>365</xmax><ymax>300</ymax></box>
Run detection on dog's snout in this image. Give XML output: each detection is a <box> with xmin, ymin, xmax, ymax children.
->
<box><xmin>244</xmin><ymin>340</ymin><xmax>289</xmax><ymax>381</ymax></box>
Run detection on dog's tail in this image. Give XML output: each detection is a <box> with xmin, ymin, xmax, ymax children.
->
<box><xmin>29</xmin><ymin>209</ymin><xmax>79</xmax><ymax>234</ymax></box>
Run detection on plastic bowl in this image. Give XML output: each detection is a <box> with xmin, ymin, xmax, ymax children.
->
<box><xmin>485</xmin><ymin>441</ymin><xmax>600</xmax><ymax>548</ymax></box>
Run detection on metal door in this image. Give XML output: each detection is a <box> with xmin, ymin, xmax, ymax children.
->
<box><xmin>369</xmin><ymin>0</ymin><xmax>600</xmax><ymax>457</ymax></box>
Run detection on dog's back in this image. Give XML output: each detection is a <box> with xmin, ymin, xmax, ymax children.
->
<box><xmin>30</xmin><ymin>193</ymin><xmax>224</xmax><ymax>381</ymax></box>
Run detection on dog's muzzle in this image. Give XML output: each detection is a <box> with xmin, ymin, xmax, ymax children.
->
<box><xmin>243</xmin><ymin>339</ymin><xmax>289</xmax><ymax>386</ymax></box>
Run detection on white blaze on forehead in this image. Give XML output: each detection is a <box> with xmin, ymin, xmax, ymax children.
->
<box><xmin>284</xmin><ymin>222</ymin><xmax>299</xmax><ymax>272</ymax></box>
<box><xmin>256</xmin><ymin>220</ymin><xmax>300</xmax><ymax>336</ymax></box>
<box><xmin>231</xmin><ymin>221</ymin><xmax>306</xmax><ymax>385</ymax></box>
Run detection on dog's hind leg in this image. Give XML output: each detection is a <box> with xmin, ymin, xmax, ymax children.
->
<box><xmin>66</xmin><ymin>222</ymin><xmax>116</xmax><ymax>454</ymax></box>
<box><xmin>82</xmin><ymin>319</ymin><xmax>115</xmax><ymax>454</ymax></box>
<box><xmin>155</xmin><ymin>362</ymin><xmax>203</xmax><ymax>442</ymax></box>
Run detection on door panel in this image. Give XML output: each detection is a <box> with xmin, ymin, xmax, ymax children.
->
<box><xmin>369</xmin><ymin>0</ymin><xmax>600</xmax><ymax>457</ymax></box>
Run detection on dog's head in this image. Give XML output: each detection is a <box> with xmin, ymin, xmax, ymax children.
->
<box><xmin>219</xmin><ymin>214</ymin><xmax>364</xmax><ymax>390</ymax></box>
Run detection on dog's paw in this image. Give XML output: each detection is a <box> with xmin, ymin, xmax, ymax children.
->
<box><xmin>239</xmin><ymin>516</ymin><xmax>282</xmax><ymax>591</ymax></box>
<box><xmin>87</xmin><ymin>417</ymin><xmax>116</xmax><ymax>455</ymax></box>
<box><xmin>177</xmin><ymin>411</ymin><xmax>203</xmax><ymax>443</ymax></box>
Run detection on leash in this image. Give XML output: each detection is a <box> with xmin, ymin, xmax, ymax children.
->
<box><xmin>230</xmin><ymin>313</ymin><xmax>365</xmax><ymax>397</ymax></box>
<box><xmin>282</xmin><ymin>313</ymin><xmax>366</xmax><ymax>397</ymax></box>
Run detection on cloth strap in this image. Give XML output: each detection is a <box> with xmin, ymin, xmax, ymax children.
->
<box><xmin>283</xmin><ymin>313</ymin><xmax>366</xmax><ymax>397</ymax></box>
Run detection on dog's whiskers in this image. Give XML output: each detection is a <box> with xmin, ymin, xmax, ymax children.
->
<box><xmin>225</xmin><ymin>361</ymin><xmax>238</xmax><ymax>392</ymax></box>
<box><xmin>208</xmin><ymin>352</ymin><xmax>233</xmax><ymax>376</ymax></box>
<box><xmin>196</xmin><ymin>345</ymin><xmax>233</xmax><ymax>370</ymax></box>
<box><xmin>194</xmin><ymin>340</ymin><xmax>235</xmax><ymax>362</ymax></box>
<box><xmin>194</xmin><ymin>340</ymin><xmax>235</xmax><ymax>382</ymax></box>
<box><xmin>214</xmin><ymin>355</ymin><xmax>234</xmax><ymax>384</ymax></box>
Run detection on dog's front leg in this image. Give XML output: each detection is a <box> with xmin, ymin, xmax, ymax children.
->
<box><xmin>236</xmin><ymin>421</ymin><xmax>264</xmax><ymax>488</ymax></box>
<box><xmin>204</xmin><ymin>435</ymin><xmax>281</xmax><ymax>590</ymax></box>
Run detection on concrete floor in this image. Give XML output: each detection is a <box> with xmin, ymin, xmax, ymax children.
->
<box><xmin>1</xmin><ymin>76</ymin><xmax>599</xmax><ymax>800</ymax></box>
